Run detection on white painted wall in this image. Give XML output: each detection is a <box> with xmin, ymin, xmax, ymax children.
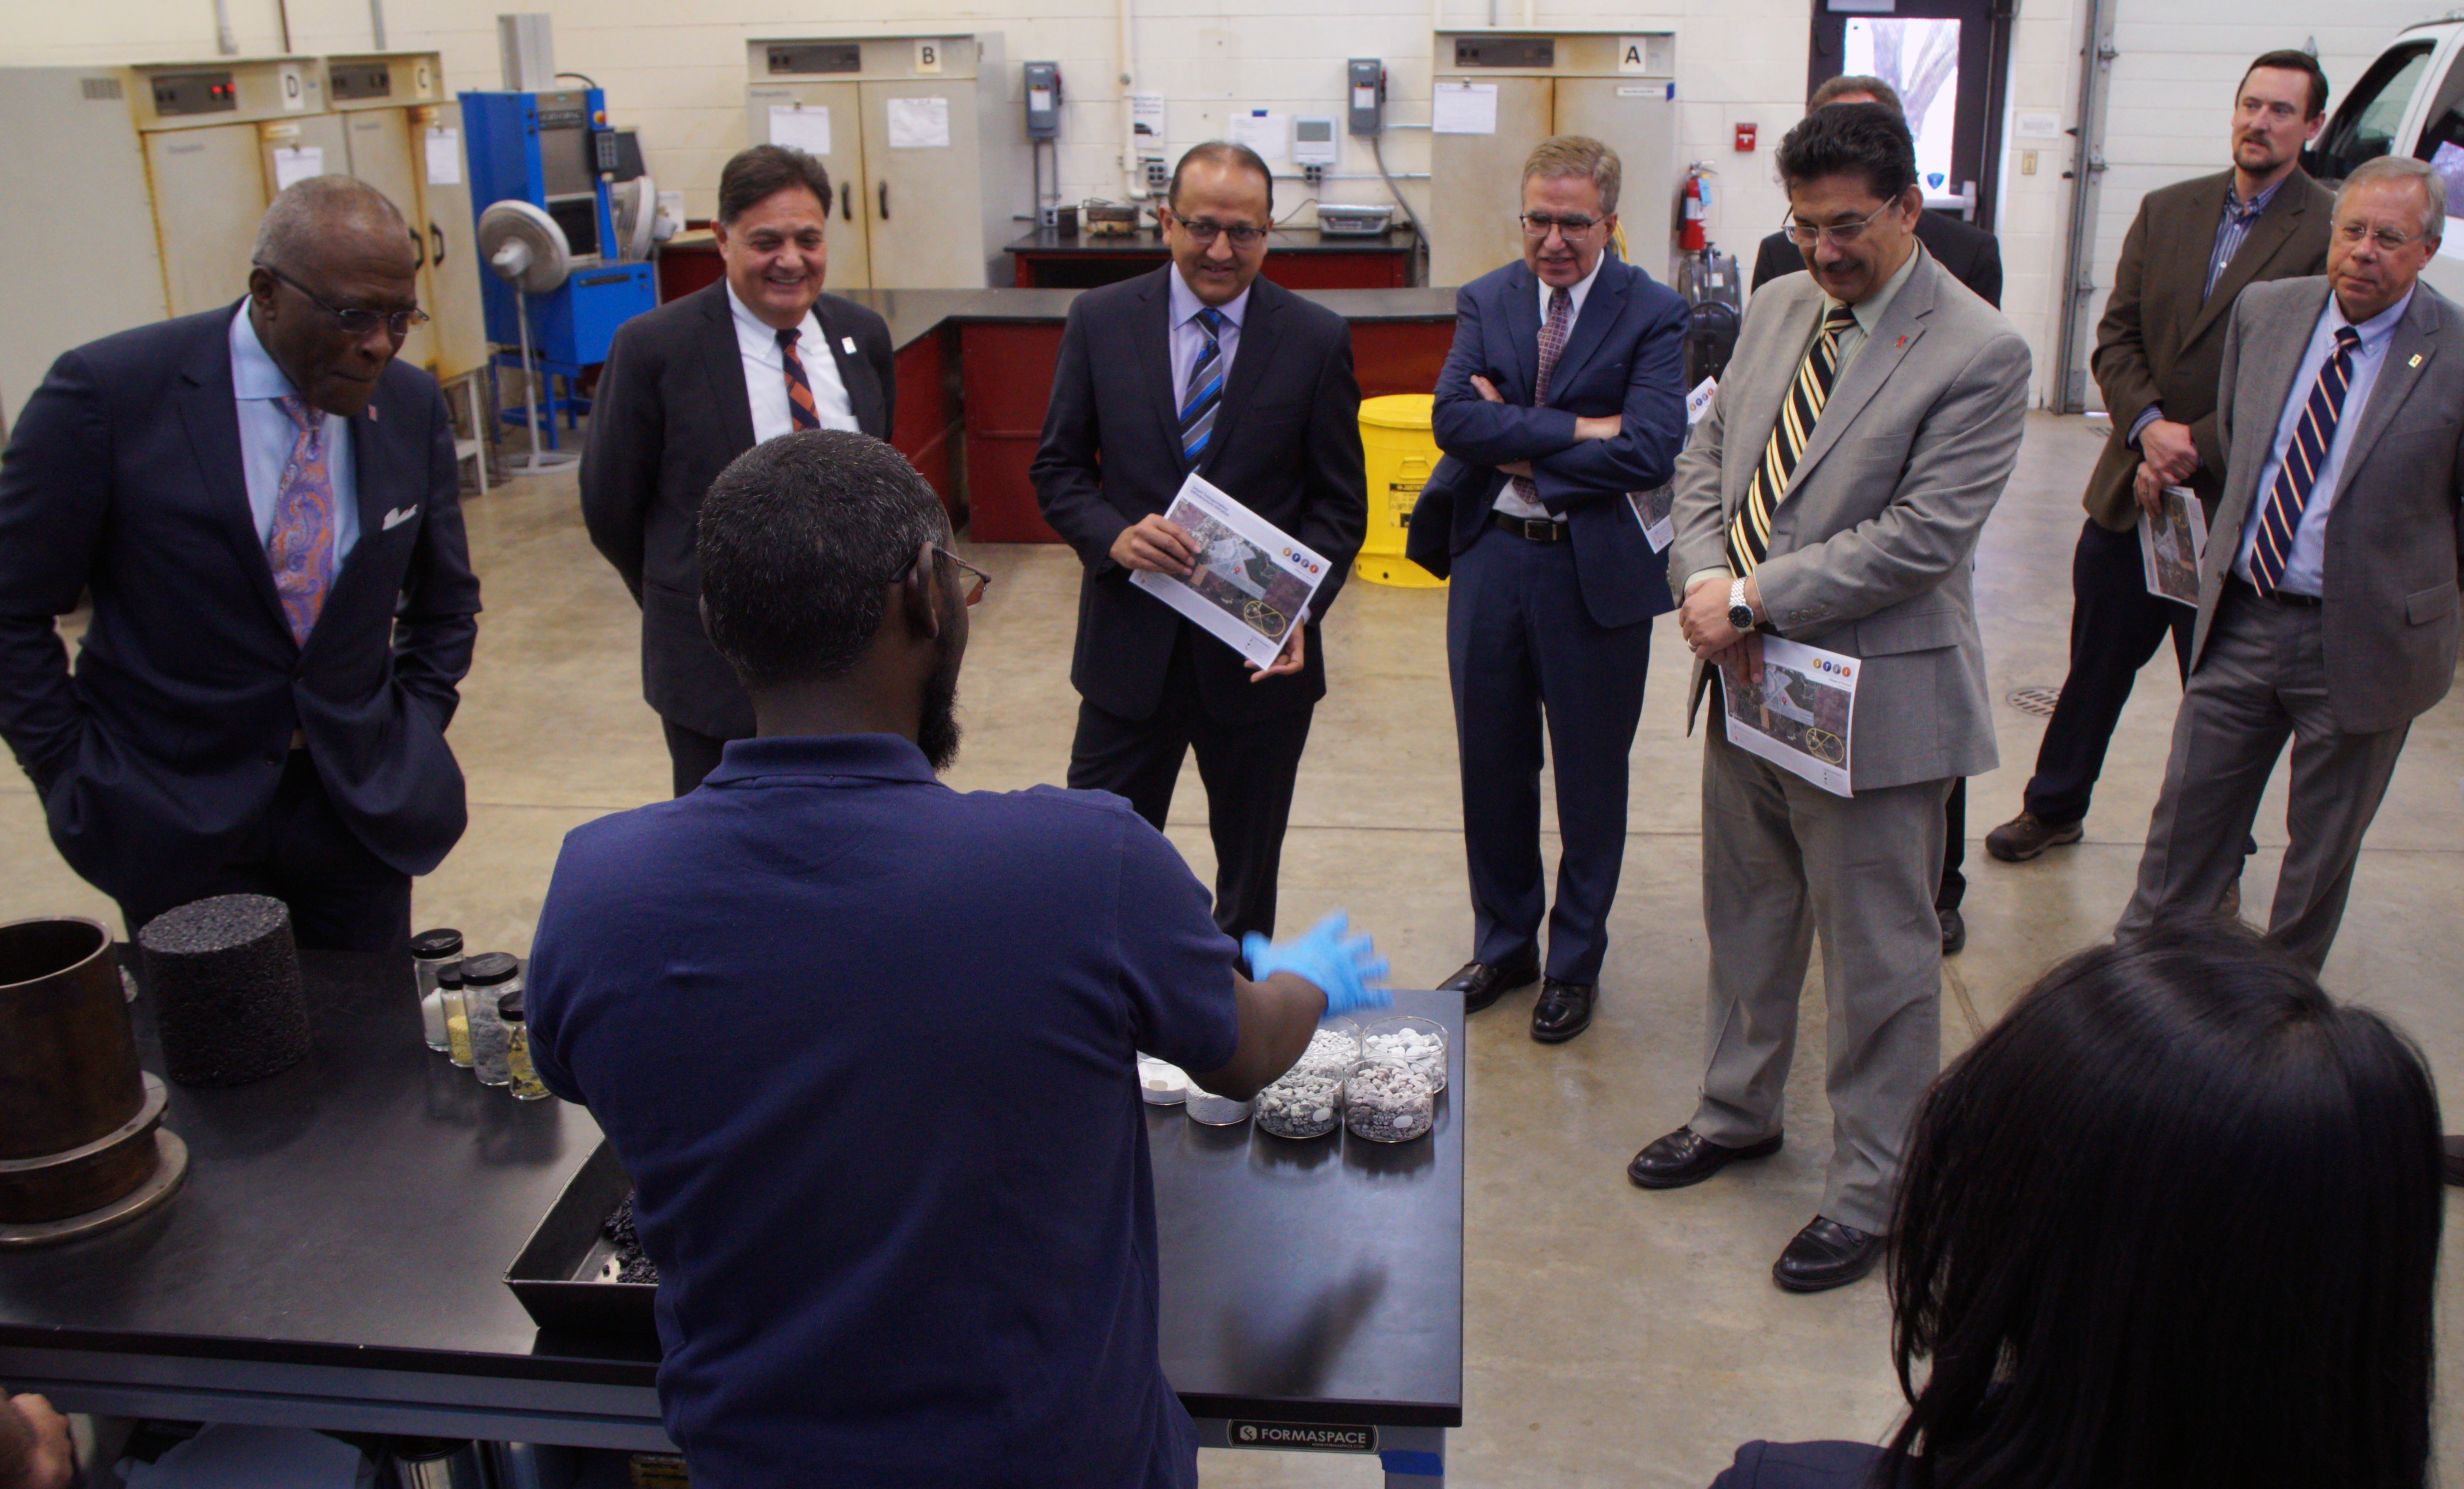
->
<box><xmin>0</xmin><ymin>0</ymin><xmax>2440</xmax><ymax>407</ymax></box>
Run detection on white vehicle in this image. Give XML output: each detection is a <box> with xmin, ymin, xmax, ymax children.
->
<box><xmin>2308</xmin><ymin>18</ymin><xmax>2464</xmax><ymax>302</ymax></box>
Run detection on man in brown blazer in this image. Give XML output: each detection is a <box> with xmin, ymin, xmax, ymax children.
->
<box><xmin>2118</xmin><ymin>157</ymin><xmax>2464</xmax><ymax>975</ymax></box>
<box><xmin>1986</xmin><ymin>50</ymin><xmax>2333</xmax><ymax>863</ymax></box>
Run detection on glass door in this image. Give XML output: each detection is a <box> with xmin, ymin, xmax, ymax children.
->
<box><xmin>1810</xmin><ymin>0</ymin><xmax>2008</xmax><ymax>227</ymax></box>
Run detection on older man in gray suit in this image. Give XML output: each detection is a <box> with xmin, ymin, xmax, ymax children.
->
<box><xmin>2120</xmin><ymin>157</ymin><xmax>2464</xmax><ymax>991</ymax></box>
<box><xmin>1627</xmin><ymin>104</ymin><xmax>2030</xmax><ymax>1291</ymax></box>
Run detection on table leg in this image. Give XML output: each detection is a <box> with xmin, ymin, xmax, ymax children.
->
<box><xmin>1378</xmin><ymin>1424</ymin><xmax>1444</xmax><ymax>1486</ymax></box>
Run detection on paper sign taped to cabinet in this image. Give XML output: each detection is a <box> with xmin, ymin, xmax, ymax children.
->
<box><xmin>273</xmin><ymin>146</ymin><xmax>323</xmax><ymax>190</ymax></box>
<box><xmin>423</xmin><ymin>128</ymin><xmax>462</xmax><ymax>187</ymax></box>
<box><xmin>769</xmin><ymin>105</ymin><xmax>831</xmax><ymax>158</ymax></box>
<box><xmin>1433</xmin><ymin>82</ymin><xmax>1498</xmax><ymax>135</ymax></box>
<box><xmin>886</xmin><ymin>95</ymin><xmax>951</xmax><ymax>149</ymax></box>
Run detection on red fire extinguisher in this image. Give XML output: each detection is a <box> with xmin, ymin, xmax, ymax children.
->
<box><xmin>1680</xmin><ymin>164</ymin><xmax>1710</xmax><ymax>253</ymax></box>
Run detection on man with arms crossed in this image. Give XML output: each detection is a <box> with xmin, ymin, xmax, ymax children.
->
<box><xmin>1416</xmin><ymin>135</ymin><xmax>1688</xmax><ymax>1043</ymax></box>
<box><xmin>1034</xmin><ymin>142</ymin><xmax>1366</xmax><ymax>945</ymax></box>
<box><xmin>1984</xmin><ymin>51</ymin><xmax>2333</xmax><ymax>870</ymax></box>
<box><xmin>1631</xmin><ymin>105</ymin><xmax>2029</xmax><ymax>1291</ymax></box>
<box><xmin>529</xmin><ymin>430</ymin><xmax>1388</xmax><ymax>1486</ymax></box>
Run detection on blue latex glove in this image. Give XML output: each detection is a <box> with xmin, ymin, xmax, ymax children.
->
<box><xmin>1243</xmin><ymin>911</ymin><xmax>1391</xmax><ymax>1018</ymax></box>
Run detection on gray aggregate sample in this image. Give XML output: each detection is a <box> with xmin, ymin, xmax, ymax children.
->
<box><xmin>1344</xmin><ymin>1059</ymin><xmax>1434</xmax><ymax>1143</ymax></box>
<box><xmin>137</xmin><ymin>893</ymin><xmax>310</xmax><ymax>1088</ymax></box>
<box><xmin>1256</xmin><ymin>1028</ymin><xmax>1354</xmax><ymax>1139</ymax></box>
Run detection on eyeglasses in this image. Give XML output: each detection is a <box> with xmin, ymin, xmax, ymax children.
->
<box><xmin>1170</xmin><ymin>215</ymin><xmax>1269</xmax><ymax>247</ymax></box>
<box><xmin>256</xmin><ymin>263</ymin><xmax>430</xmax><ymax>337</ymax></box>
<box><xmin>1778</xmin><ymin>202</ymin><xmax>1899</xmax><ymax>249</ymax></box>
<box><xmin>2335</xmin><ymin>220</ymin><xmax>2427</xmax><ymax>252</ymax></box>
<box><xmin>900</xmin><ymin>544</ymin><xmax>991</xmax><ymax>607</ymax></box>
<box><xmin>1520</xmin><ymin>212</ymin><xmax>1603</xmax><ymax>238</ymax></box>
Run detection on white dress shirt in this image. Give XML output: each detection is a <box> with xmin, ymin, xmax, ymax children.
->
<box><xmin>2233</xmin><ymin>287</ymin><xmax>2413</xmax><ymax>597</ymax></box>
<box><xmin>1167</xmin><ymin>269</ymin><xmax>1249</xmax><ymax>414</ymax></box>
<box><xmin>229</xmin><ymin>304</ymin><xmax>359</xmax><ymax>563</ymax></box>
<box><xmin>727</xmin><ymin>283</ymin><xmax>858</xmax><ymax>443</ymax></box>
<box><xmin>1494</xmin><ymin>252</ymin><xmax>1608</xmax><ymax>521</ymax></box>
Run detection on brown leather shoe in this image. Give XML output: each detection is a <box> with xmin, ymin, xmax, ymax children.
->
<box><xmin>1984</xmin><ymin>810</ymin><xmax>2084</xmax><ymax>862</ymax></box>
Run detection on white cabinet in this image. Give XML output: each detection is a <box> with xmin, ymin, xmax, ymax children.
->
<box><xmin>745</xmin><ymin>35</ymin><xmax>1023</xmax><ymax>290</ymax></box>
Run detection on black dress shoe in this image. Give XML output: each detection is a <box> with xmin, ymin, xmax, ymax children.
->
<box><xmin>1436</xmin><ymin>956</ymin><xmax>1539</xmax><ymax>1014</ymax></box>
<box><xmin>1529</xmin><ymin>978</ymin><xmax>1595</xmax><ymax>1043</ymax></box>
<box><xmin>1938</xmin><ymin>905</ymin><xmax>1965</xmax><ymax>956</ymax></box>
<box><xmin>1772</xmin><ymin>1216</ymin><xmax>1886</xmax><ymax>1293</ymax></box>
<box><xmin>2444</xmin><ymin>1136</ymin><xmax>2464</xmax><ymax>1188</ymax></box>
<box><xmin>1626</xmin><ymin>1126</ymin><xmax>1784</xmax><ymax>1189</ymax></box>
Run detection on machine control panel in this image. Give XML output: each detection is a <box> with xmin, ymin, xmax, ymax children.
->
<box><xmin>328</xmin><ymin>61</ymin><xmax>393</xmax><ymax>101</ymax></box>
<box><xmin>149</xmin><ymin>70</ymin><xmax>237</xmax><ymax>117</ymax></box>
<box><xmin>1451</xmin><ymin>36</ymin><xmax>1554</xmax><ymax>68</ymax></box>
<box><xmin>766</xmin><ymin>43</ymin><xmax>861</xmax><ymax>75</ymax></box>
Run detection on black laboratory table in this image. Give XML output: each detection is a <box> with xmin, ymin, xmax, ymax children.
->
<box><xmin>0</xmin><ymin>954</ymin><xmax>1464</xmax><ymax>1485</ymax></box>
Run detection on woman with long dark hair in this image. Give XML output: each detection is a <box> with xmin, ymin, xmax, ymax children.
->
<box><xmin>1711</xmin><ymin>920</ymin><xmax>2446</xmax><ymax>1489</ymax></box>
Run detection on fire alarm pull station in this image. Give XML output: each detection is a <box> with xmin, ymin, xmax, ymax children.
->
<box><xmin>1734</xmin><ymin>122</ymin><xmax>1756</xmax><ymax>152</ymax></box>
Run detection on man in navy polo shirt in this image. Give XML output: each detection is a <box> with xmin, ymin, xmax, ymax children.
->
<box><xmin>526</xmin><ymin>430</ymin><xmax>1386</xmax><ymax>1488</ymax></box>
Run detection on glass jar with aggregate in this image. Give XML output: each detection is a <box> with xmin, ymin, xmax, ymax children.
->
<box><xmin>1361</xmin><ymin>1014</ymin><xmax>1446</xmax><ymax>1093</ymax></box>
<box><xmin>1255</xmin><ymin>1020</ymin><xmax>1359</xmax><ymax>1139</ymax></box>
<box><xmin>1344</xmin><ymin>1056</ymin><xmax>1435</xmax><ymax>1143</ymax></box>
<box><xmin>412</xmin><ymin>927</ymin><xmax>464</xmax><ymax>1053</ymax></box>
<box><xmin>461</xmin><ymin>952</ymin><xmax>521</xmax><ymax>1087</ymax></box>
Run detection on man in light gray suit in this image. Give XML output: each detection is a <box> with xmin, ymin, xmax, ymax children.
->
<box><xmin>2120</xmin><ymin>157</ymin><xmax>2464</xmax><ymax>993</ymax></box>
<box><xmin>1626</xmin><ymin>104</ymin><xmax>2030</xmax><ymax>1291</ymax></box>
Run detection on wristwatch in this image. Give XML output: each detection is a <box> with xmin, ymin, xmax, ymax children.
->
<box><xmin>1727</xmin><ymin>578</ymin><xmax>1755</xmax><ymax>634</ymax></box>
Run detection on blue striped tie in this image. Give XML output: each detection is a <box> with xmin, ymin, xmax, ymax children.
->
<box><xmin>2249</xmin><ymin>324</ymin><xmax>2363</xmax><ymax>597</ymax></box>
<box><xmin>1179</xmin><ymin>307</ymin><xmax>1225</xmax><ymax>466</ymax></box>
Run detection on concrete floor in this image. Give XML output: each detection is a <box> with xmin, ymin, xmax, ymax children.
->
<box><xmin>5</xmin><ymin>409</ymin><xmax>2458</xmax><ymax>1483</ymax></box>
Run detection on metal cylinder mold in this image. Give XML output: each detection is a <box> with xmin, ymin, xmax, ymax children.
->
<box><xmin>0</xmin><ymin>915</ymin><xmax>187</xmax><ymax>1246</ymax></box>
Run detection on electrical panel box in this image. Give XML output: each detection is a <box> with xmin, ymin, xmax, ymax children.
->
<box><xmin>1347</xmin><ymin>58</ymin><xmax>1383</xmax><ymax>136</ymax></box>
<box><xmin>1023</xmin><ymin>61</ymin><xmax>1060</xmax><ymax>140</ymax></box>
<box><xmin>1292</xmin><ymin>115</ymin><xmax>1337</xmax><ymax>167</ymax></box>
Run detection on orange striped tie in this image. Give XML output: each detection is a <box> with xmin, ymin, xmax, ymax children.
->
<box><xmin>778</xmin><ymin>327</ymin><xmax>820</xmax><ymax>431</ymax></box>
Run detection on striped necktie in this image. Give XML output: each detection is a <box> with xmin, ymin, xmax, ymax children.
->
<box><xmin>1179</xmin><ymin>307</ymin><xmax>1226</xmax><ymax>466</ymax></box>
<box><xmin>2249</xmin><ymin>324</ymin><xmax>2364</xmax><ymax>596</ymax></box>
<box><xmin>778</xmin><ymin>327</ymin><xmax>821</xmax><ymax>431</ymax></box>
<box><xmin>1727</xmin><ymin>303</ymin><xmax>1859</xmax><ymax>577</ymax></box>
<box><xmin>266</xmin><ymin>393</ymin><xmax>337</xmax><ymax>644</ymax></box>
<box><xmin>1510</xmin><ymin>288</ymin><xmax>1574</xmax><ymax>505</ymax></box>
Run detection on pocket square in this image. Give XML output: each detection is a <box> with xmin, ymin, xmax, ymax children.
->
<box><xmin>382</xmin><ymin>505</ymin><xmax>419</xmax><ymax>532</ymax></box>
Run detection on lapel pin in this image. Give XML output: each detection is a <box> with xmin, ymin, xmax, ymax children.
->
<box><xmin>2409</xmin><ymin>353</ymin><xmax>2424</xmax><ymax>368</ymax></box>
<box><xmin>367</xmin><ymin>405</ymin><xmax>378</xmax><ymax>421</ymax></box>
<box><xmin>1895</xmin><ymin>335</ymin><xmax>1907</xmax><ymax>348</ymax></box>
<box><xmin>842</xmin><ymin>335</ymin><xmax>857</xmax><ymax>355</ymax></box>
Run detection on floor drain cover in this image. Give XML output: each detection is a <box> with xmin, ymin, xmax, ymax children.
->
<box><xmin>2006</xmin><ymin>685</ymin><xmax>2062</xmax><ymax>717</ymax></box>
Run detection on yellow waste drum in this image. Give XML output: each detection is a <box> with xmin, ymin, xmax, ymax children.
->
<box><xmin>1355</xmin><ymin>394</ymin><xmax>1447</xmax><ymax>589</ymax></box>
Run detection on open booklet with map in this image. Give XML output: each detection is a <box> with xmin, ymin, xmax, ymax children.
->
<box><xmin>1718</xmin><ymin>637</ymin><xmax>1859</xmax><ymax>796</ymax></box>
<box><xmin>1130</xmin><ymin>472</ymin><xmax>1334</xmax><ymax>670</ymax></box>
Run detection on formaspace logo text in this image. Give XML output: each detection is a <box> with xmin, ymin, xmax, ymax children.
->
<box><xmin>1228</xmin><ymin>1420</ymin><xmax>1376</xmax><ymax>1453</ymax></box>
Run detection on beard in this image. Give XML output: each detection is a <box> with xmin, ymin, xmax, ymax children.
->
<box><xmin>917</xmin><ymin>640</ymin><xmax>964</xmax><ymax>773</ymax></box>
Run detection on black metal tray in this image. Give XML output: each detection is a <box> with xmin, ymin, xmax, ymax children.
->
<box><xmin>503</xmin><ymin>1138</ymin><xmax>659</xmax><ymax>1340</ymax></box>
